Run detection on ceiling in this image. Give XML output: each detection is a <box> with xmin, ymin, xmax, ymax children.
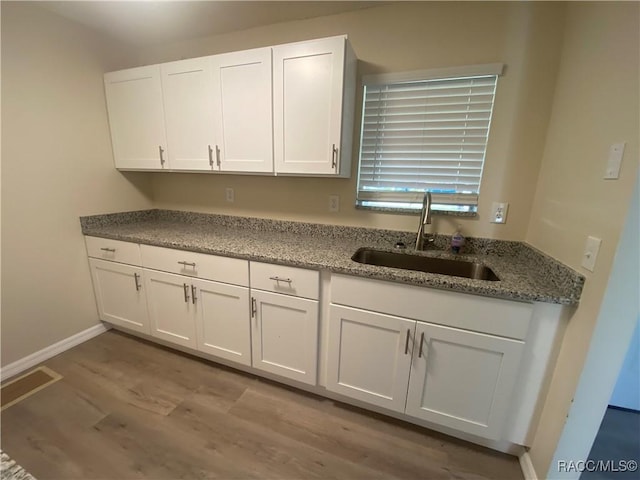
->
<box><xmin>39</xmin><ymin>1</ymin><xmax>383</xmax><ymax>47</ymax></box>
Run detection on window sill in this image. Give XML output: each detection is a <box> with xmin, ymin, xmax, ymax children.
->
<box><xmin>355</xmin><ymin>204</ymin><xmax>478</xmax><ymax>218</ymax></box>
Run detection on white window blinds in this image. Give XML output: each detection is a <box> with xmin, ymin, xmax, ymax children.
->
<box><xmin>357</xmin><ymin>65</ymin><xmax>501</xmax><ymax>212</ymax></box>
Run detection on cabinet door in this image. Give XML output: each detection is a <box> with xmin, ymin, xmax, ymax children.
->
<box><xmin>251</xmin><ymin>290</ymin><xmax>318</xmax><ymax>385</ymax></box>
<box><xmin>194</xmin><ymin>279</ymin><xmax>251</xmax><ymax>366</ymax></box>
<box><xmin>144</xmin><ymin>270</ymin><xmax>197</xmax><ymax>349</ymax></box>
<box><xmin>89</xmin><ymin>259</ymin><xmax>149</xmax><ymax>335</ymax></box>
<box><xmin>104</xmin><ymin>65</ymin><xmax>168</xmax><ymax>170</ymax></box>
<box><xmin>406</xmin><ymin>322</ymin><xmax>524</xmax><ymax>440</ymax></box>
<box><xmin>212</xmin><ymin>48</ymin><xmax>273</xmax><ymax>173</ymax></box>
<box><xmin>162</xmin><ymin>57</ymin><xmax>217</xmax><ymax>171</ymax></box>
<box><xmin>273</xmin><ymin>36</ymin><xmax>345</xmax><ymax>175</ymax></box>
<box><xmin>327</xmin><ymin>305</ymin><xmax>415</xmax><ymax>413</ymax></box>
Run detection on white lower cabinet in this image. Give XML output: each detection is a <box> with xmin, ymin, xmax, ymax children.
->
<box><xmin>89</xmin><ymin>258</ymin><xmax>150</xmax><ymax>335</ymax></box>
<box><xmin>144</xmin><ymin>269</ymin><xmax>198</xmax><ymax>349</ymax></box>
<box><xmin>327</xmin><ymin>305</ymin><xmax>414</xmax><ymax>412</ymax></box>
<box><xmin>406</xmin><ymin>322</ymin><xmax>524</xmax><ymax>440</ymax></box>
<box><xmin>195</xmin><ymin>278</ymin><xmax>251</xmax><ymax>366</ymax></box>
<box><xmin>250</xmin><ymin>290</ymin><xmax>318</xmax><ymax>385</ymax></box>
<box><xmin>87</xmin><ymin>237</ymin><xmax>552</xmax><ymax>449</ymax></box>
<box><xmin>143</xmin><ymin>269</ymin><xmax>252</xmax><ymax>363</ymax></box>
<box><xmin>326</xmin><ymin>303</ymin><xmax>525</xmax><ymax>440</ymax></box>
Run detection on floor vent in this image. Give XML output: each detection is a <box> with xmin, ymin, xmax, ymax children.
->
<box><xmin>1</xmin><ymin>366</ymin><xmax>62</xmax><ymax>411</ymax></box>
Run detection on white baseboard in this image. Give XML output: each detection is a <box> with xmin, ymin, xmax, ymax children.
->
<box><xmin>519</xmin><ymin>451</ymin><xmax>539</xmax><ymax>480</ymax></box>
<box><xmin>1</xmin><ymin>323</ymin><xmax>110</xmax><ymax>380</ymax></box>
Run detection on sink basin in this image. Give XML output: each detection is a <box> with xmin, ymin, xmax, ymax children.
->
<box><xmin>351</xmin><ymin>248</ymin><xmax>500</xmax><ymax>281</ymax></box>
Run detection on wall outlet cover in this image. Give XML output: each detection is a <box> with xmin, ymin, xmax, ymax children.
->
<box><xmin>491</xmin><ymin>202</ymin><xmax>509</xmax><ymax>224</ymax></box>
<box><xmin>225</xmin><ymin>187</ymin><xmax>235</xmax><ymax>203</ymax></box>
<box><xmin>581</xmin><ymin>236</ymin><xmax>602</xmax><ymax>272</ymax></box>
<box><xmin>329</xmin><ymin>195</ymin><xmax>340</xmax><ymax>212</ymax></box>
<box><xmin>604</xmin><ymin>142</ymin><xmax>625</xmax><ymax>180</ymax></box>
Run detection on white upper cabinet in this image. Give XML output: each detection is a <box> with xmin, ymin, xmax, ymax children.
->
<box><xmin>273</xmin><ymin>35</ymin><xmax>356</xmax><ymax>177</ymax></box>
<box><xmin>212</xmin><ymin>48</ymin><xmax>274</xmax><ymax>173</ymax></box>
<box><xmin>104</xmin><ymin>65</ymin><xmax>168</xmax><ymax>170</ymax></box>
<box><xmin>161</xmin><ymin>58</ymin><xmax>217</xmax><ymax>171</ymax></box>
<box><xmin>104</xmin><ymin>35</ymin><xmax>356</xmax><ymax>176</ymax></box>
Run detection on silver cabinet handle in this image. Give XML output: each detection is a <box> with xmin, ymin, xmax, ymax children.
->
<box><xmin>133</xmin><ymin>273</ymin><xmax>141</xmax><ymax>291</ymax></box>
<box><xmin>215</xmin><ymin>145</ymin><xmax>221</xmax><ymax>167</ymax></box>
<box><xmin>418</xmin><ymin>332</ymin><xmax>425</xmax><ymax>358</ymax></box>
<box><xmin>404</xmin><ymin>329</ymin><xmax>410</xmax><ymax>355</ymax></box>
<box><xmin>100</xmin><ymin>247</ymin><xmax>116</xmax><ymax>253</ymax></box>
<box><xmin>251</xmin><ymin>297</ymin><xmax>257</xmax><ymax>318</ymax></box>
<box><xmin>208</xmin><ymin>145</ymin><xmax>214</xmax><ymax>168</ymax></box>
<box><xmin>159</xmin><ymin>145</ymin><xmax>165</xmax><ymax>166</ymax></box>
<box><xmin>269</xmin><ymin>276</ymin><xmax>292</xmax><ymax>284</ymax></box>
<box><xmin>331</xmin><ymin>143</ymin><xmax>338</xmax><ymax>170</ymax></box>
<box><xmin>178</xmin><ymin>261</ymin><xmax>196</xmax><ymax>268</ymax></box>
<box><xmin>191</xmin><ymin>284</ymin><xmax>197</xmax><ymax>304</ymax></box>
<box><xmin>183</xmin><ymin>283</ymin><xmax>190</xmax><ymax>303</ymax></box>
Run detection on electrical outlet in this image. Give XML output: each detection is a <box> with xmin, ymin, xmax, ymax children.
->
<box><xmin>225</xmin><ymin>187</ymin><xmax>234</xmax><ymax>203</ymax></box>
<box><xmin>581</xmin><ymin>236</ymin><xmax>602</xmax><ymax>272</ymax></box>
<box><xmin>491</xmin><ymin>202</ymin><xmax>509</xmax><ymax>224</ymax></box>
<box><xmin>604</xmin><ymin>142</ymin><xmax>625</xmax><ymax>179</ymax></box>
<box><xmin>329</xmin><ymin>195</ymin><xmax>340</xmax><ymax>212</ymax></box>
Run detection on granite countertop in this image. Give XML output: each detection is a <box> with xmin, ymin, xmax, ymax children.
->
<box><xmin>80</xmin><ymin>209</ymin><xmax>584</xmax><ymax>305</ymax></box>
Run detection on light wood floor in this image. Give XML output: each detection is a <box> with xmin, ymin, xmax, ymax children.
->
<box><xmin>1</xmin><ymin>330</ymin><xmax>523</xmax><ymax>479</ymax></box>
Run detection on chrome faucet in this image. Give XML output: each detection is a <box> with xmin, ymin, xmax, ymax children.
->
<box><xmin>415</xmin><ymin>191</ymin><xmax>435</xmax><ymax>250</ymax></box>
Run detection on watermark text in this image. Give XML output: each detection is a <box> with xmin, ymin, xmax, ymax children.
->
<box><xmin>557</xmin><ymin>460</ymin><xmax>638</xmax><ymax>473</ymax></box>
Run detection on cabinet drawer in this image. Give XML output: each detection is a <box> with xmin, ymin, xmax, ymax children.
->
<box><xmin>140</xmin><ymin>244</ymin><xmax>248</xmax><ymax>287</ymax></box>
<box><xmin>85</xmin><ymin>236</ymin><xmax>141</xmax><ymax>266</ymax></box>
<box><xmin>331</xmin><ymin>274</ymin><xmax>532</xmax><ymax>340</ymax></box>
<box><xmin>250</xmin><ymin>262</ymin><xmax>319</xmax><ymax>300</ymax></box>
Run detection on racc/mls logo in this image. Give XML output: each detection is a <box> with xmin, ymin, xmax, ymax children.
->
<box><xmin>557</xmin><ymin>460</ymin><xmax>638</xmax><ymax>473</ymax></box>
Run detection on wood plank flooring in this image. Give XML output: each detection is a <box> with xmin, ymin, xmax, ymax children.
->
<box><xmin>1</xmin><ymin>330</ymin><xmax>523</xmax><ymax>479</ymax></box>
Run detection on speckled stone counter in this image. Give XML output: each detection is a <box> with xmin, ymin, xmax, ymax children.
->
<box><xmin>80</xmin><ymin>209</ymin><xmax>584</xmax><ymax>305</ymax></box>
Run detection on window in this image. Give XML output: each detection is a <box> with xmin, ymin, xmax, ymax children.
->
<box><xmin>356</xmin><ymin>64</ymin><xmax>503</xmax><ymax>213</ymax></box>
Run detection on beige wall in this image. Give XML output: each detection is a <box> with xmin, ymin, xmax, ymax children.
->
<box><xmin>1</xmin><ymin>2</ymin><xmax>638</xmax><ymax>473</ymax></box>
<box><xmin>139</xmin><ymin>1</ymin><xmax>565</xmax><ymax>239</ymax></box>
<box><xmin>0</xmin><ymin>3</ymin><xmax>154</xmax><ymax>366</ymax></box>
<box><xmin>525</xmin><ymin>2</ymin><xmax>639</xmax><ymax>476</ymax></box>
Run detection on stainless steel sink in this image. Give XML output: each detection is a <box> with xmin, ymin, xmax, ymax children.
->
<box><xmin>351</xmin><ymin>248</ymin><xmax>500</xmax><ymax>281</ymax></box>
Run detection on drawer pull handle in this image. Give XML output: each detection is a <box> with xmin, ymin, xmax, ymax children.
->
<box><xmin>100</xmin><ymin>247</ymin><xmax>116</xmax><ymax>253</ymax></box>
<box><xmin>133</xmin><ymin>273</ymin><xmax>141</xmax><ymax>292</ymax></box>
<box><xmin>208</xmin><ymin>144</ymin><xmax>214</xmax><ymax>168</ymax></box>
<box><xmin>159</xmin><ymin>145</ymin><xmax>165</xmax><ymax>166</ymax></box>
<box><xmin>418</xmin><ymin>332</ymin><xmax>425</xmax><ymax>358</ymax></box>
<box><xmin>183</xmin><ymin>283</ymin><xmax>190</xmax><ymax>303</ymax></box>
<box><xmin>269</xmin><ymin>276</ymin><xmax>292</xmax><ymax>284</ymax></box>
<box><xmin>215</xmin><ymin>145</ymin><xmax>221</xmax><ymax>167</ymax></box>
<box><xmin>404</xmin><ymin>329</ymin><xmax>410</xmax><ymax>355</ymax></box>
<box><xmin>251</xmin><ymin>297</ymin><xmax>257</xmax><ymax>318</ymax></box>
<box><xmin>178</xmin><ymin>261</ymin><xmax>196</xmax><ymax>268</ymax></box>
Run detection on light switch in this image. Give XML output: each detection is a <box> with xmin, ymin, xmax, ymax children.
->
<box><xmin>604</xmin><ymin>142</ymin><xmax>625</xmax><ymax>179</ymax></box>
<box><xmin>581</xmin><ymin>236</ymin><xmax>602</xmax><ymax>272</ymax></box>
